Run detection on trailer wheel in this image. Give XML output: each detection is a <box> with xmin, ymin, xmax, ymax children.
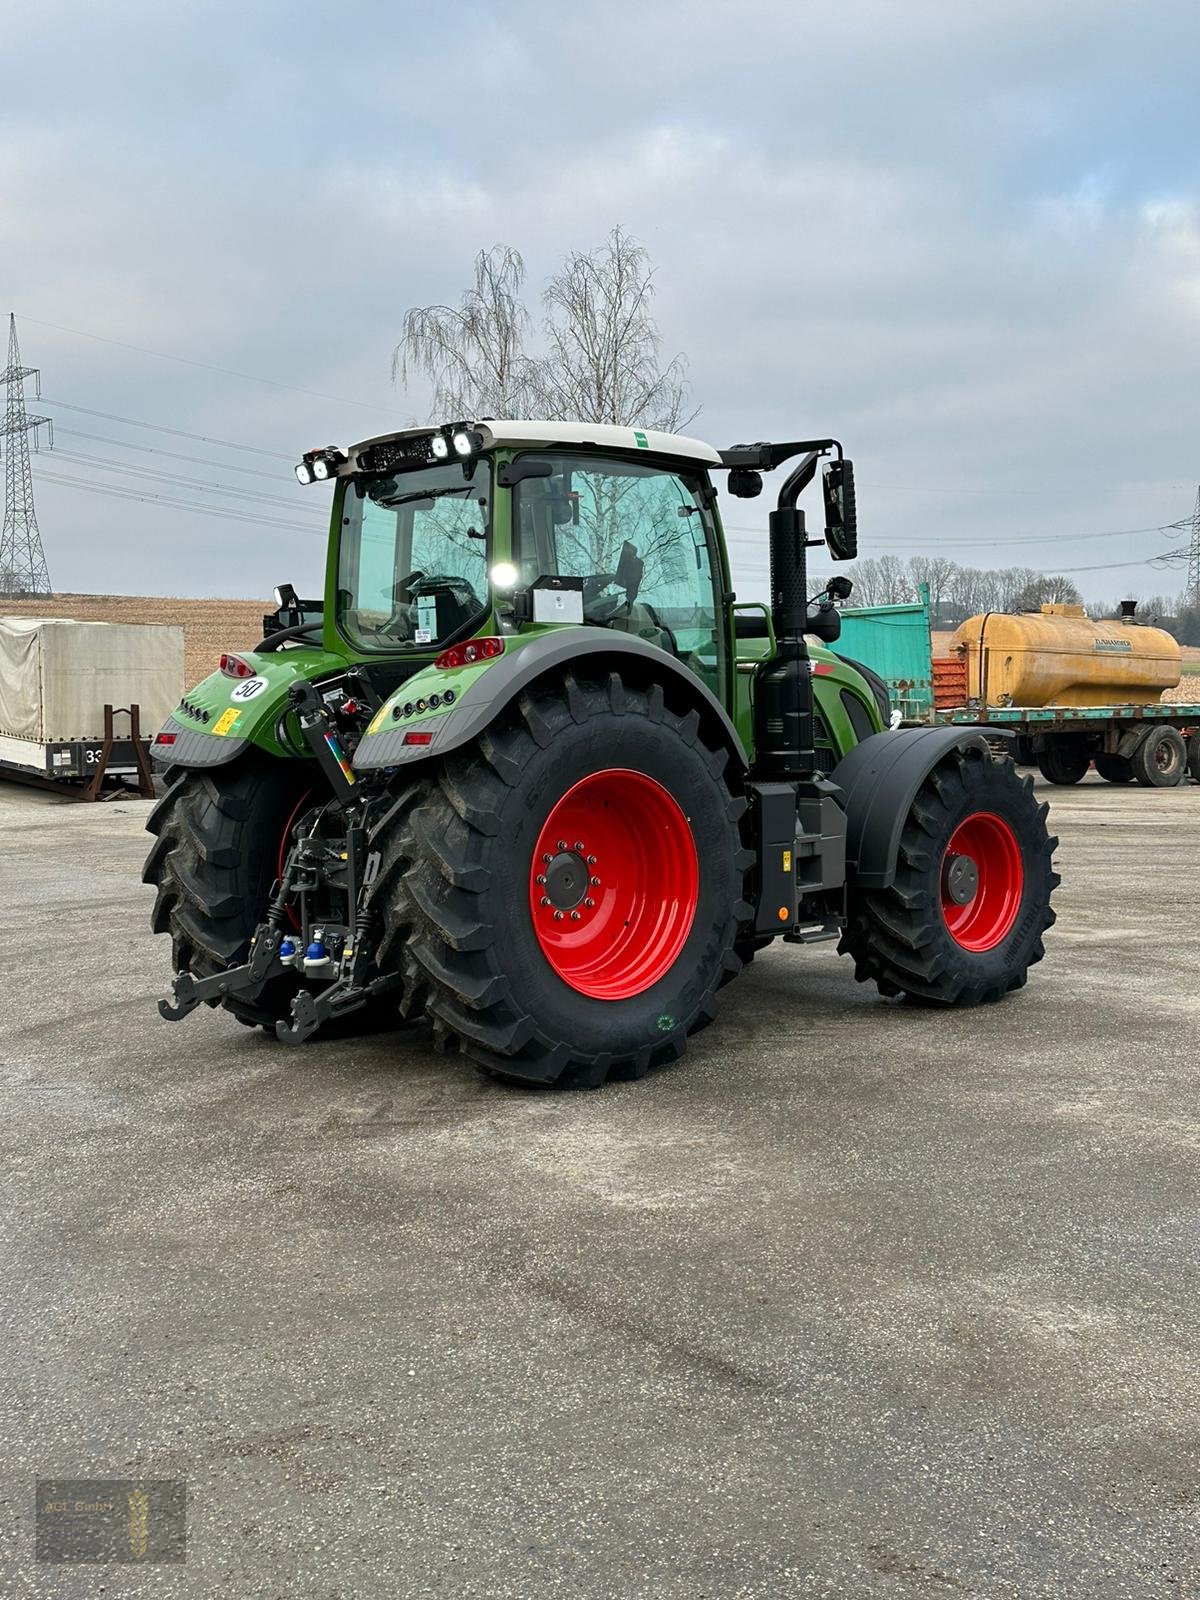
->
<box><xmin>840</xmin><ymin>747</ymin><xmax>1058</xmax><ymax>1007</ymax></box>
<box><xmin>370</xmin><ymin>670</ymin><xmax>752</xmax><ymax>1087</ymax></box>
<box><xmin>143</xmin><ymin>757</ymin><xmax>318</xmax><ymax>1028</ymax></box>
<box><xmin>1131</xmin><ymin>726</ymin><xmax>1187</xmax><ymax>788</ymax></box>
<box><xmin>1036</xmin><ymin>738</ymin><xmax>1089</xmax><ymax>786</ymax></box>
<box><xmin>1188</xmin><ymin>733</ymin><xmax>1200</xmax><ymax>784</ymax></box>
<box><xmin>1095</xmin><ymin>752</ymin><xmax>1134</xmax><ymax>784</ymax></box>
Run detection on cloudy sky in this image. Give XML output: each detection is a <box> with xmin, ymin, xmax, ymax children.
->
<box><xmin>4</xmin><ymin>0</ymin><xmax>1198</xmax><ymax>603</ymax></box>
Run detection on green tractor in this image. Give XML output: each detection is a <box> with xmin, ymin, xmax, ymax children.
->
<box><xmin>144</xmin><ymin>420</ymin><xmax>1058</xmax><ymax>1086</ymax></box>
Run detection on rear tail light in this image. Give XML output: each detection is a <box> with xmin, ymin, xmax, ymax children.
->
<box><xmin>220</xmin><ymin>652</ymin><xmax>256</xmax><ymax>679</ymax></box>
<box><xmin>154</xmin><ymin>732</ymin><xmax>177</xmax><ymax>746</ymax></box>
<box><xmin>434</xmin><ymin>636</ymin><xmax>504</xmax><ymax>671</ymax></box>
<box><xmin>404</xmin><ymin>731</ymin><xmax>434</xmax><ymax>746</ymax></box>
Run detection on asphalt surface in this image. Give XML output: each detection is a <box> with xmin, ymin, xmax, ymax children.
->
<box><xmin>0</xmin><ymin>774</ymin><xmax>1197</xmax><ymax>1599</ymax></box>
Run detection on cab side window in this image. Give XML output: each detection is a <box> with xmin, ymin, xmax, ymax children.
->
<box><xmin>513</xmin><ymin>453</ymin><xmax>723</xmax><ymax>696</ymax></box>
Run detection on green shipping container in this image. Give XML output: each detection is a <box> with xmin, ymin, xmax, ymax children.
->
<box><xmin>838</xmin><ymin>588</ymin><xmax>934</xmax><ymax>722</ymax></box>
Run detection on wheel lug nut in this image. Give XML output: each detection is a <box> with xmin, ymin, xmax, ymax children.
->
<box><xmin>584</xmin><ymin>897</ymin><xmax>594</xmax><ymax>908</ymax></box>
<box><xmin>574</xmin><ymin>841</ymin><xmax>584</xmax><ymax>851</ymax></box>
<box><xmin>554</xmin><ymin>911</ymin><xmax>564</xmax><ymax>921</ymax></box>
<box><xmin>570</xmin><ymin>911</ymin><xmax>581</xmax><ymax>921</ymax></box>
<box><xmin>542</xmin><ymin>853</ymin><xmax>551</xmax><ymax>863</ymax></box>
<box><xmin>590</xmin><ymin>876</ymin><xmax>600</xmax><ymax>886</ymax></box>
<box><xmin>540</xmin><ymin>897</ymin><xmax>551</xmax><ymax>907</ymax></box>
<box><xmin>536</xmin><ymin>874</ymin><xmax>546</xmax><ymax>885</ymax></box>
<box><xmin>557</xmin><ymin>840</ymin><xmax>567</xmax><ymax>850</ymax></box>
<box><xmin>586</xmin><ymin>855</ymin><xmax>596</xmax><ymax>865</ymax></box>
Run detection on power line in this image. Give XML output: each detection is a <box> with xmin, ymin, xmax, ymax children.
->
<box><xmin>54</xmin><ymin>426</ymin><xmax>302</xmax><ymax>483</ymax></box>
<box><xmin>33</xmin><ymin>467</ymin><xmax>323</xmax><ymax>535</ymax></box>
<box><xmin>21</xmin><ymin>314</ymin><xmax>394</xmax><ymax>417</ymax></box>
<box><xmin>39</xmin><ymin>397</ymin><xmax>295</xmax><ymax>459</ymax></box>
<box><xmin>722</xmin><ymin>519</ymin><xmax>1190</xmax><ymax>546</ymax></box>
<box><xmin>49</xmin><ymin>447</ymin><xmax>327</xmax><ymax>517</ymax></box>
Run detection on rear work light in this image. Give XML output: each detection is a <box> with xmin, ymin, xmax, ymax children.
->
<box><xmin>220</xmin><ymin>653</ymin><xmax>256</xmax><ymax>679</ymax></box>
<box><xmin>434</xmin><ymin>637</ymin><xmax>504</xmax><ymax>671</ymax></box>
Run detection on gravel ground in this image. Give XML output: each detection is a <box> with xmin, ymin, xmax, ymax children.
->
<box><xmin>0</xmin><ymin>774</ymin><xmax>1197</xmax><ymax>1598</ymax></box>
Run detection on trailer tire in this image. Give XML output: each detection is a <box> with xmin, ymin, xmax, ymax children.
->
<box><xmin>1036</xmin><ymin>738</ymin><xmax>1089</xmax><ymax>786</ymax></box>
<box><xmin>370</xmin><ymin>669</ymin><xmax>752</xmax><ymax>1088</ymax></box>
<box><xmin>840</xmin><ymin>747</ymin><xmax>1058</xmax><ymax>1007</ymax></box>
<box><xmin>1132</xmin><ymin>726</ymin><xmax>1187</xmax><ymax>788</ymax></box>
<box><xmin>1095</xmin><ymin>753</ymin><xmax>1134</xmax><ymax>784</ymax></box>
<box><xmin>143</xmin><ymin>757</ymin><xmax>318</xmax><ymax>1028</ymax></box>
<box><xmin>1188</xmin><ymin>733</ymin><xmax>1200</xmax><ymax>784</ymax></box>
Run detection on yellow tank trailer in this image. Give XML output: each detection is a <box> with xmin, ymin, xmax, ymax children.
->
<box><xmin>950</xmin><ymin>604</ymin><xmax>1181</xmax><ymax>709</ymax></box>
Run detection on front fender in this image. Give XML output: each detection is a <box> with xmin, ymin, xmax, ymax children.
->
<box><xmin>354</xmin><ymin>629</ymin><xmax>748</xmax><ymax>772</ymax></box>
<box><xmin>832</xmin><ymin>725</ymin><xmax>1012</xmax><ymax>890</ymax></box>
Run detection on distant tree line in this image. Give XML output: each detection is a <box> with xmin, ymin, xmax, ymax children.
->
<box><xmin>843</xmin><ymin>553</ymin><xmax>1200</xmax><ymax>643</ymax></box>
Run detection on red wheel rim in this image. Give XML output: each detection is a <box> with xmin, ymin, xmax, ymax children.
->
<box><xmin>278</xmin><ymin>789</ymin><xmax>313</xmax><ymax>934</ymax></box>
<box><xmin>529</xmin><ymin>768</ymin><xmax>698</xmax><ymax>1000</ymax></box>
<box><xmin>940</xmin><ymin>811</ymin><xmax>1024</xmax><ymax>952</ymax></box>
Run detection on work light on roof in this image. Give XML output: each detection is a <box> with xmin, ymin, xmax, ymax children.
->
<box><xmin>452</xmin><ymin>430</ymin><xmax>474</xmax><ymax>457</ymax></box>
<box><xmin>430</xmin><ymin>433</ymin><xmax>450</xmax><ymax>460</ymax></box>
<box><xmin>295</xmin><ymin>461</ymin><xmax>315</xmax><ymax>485</ymax></box>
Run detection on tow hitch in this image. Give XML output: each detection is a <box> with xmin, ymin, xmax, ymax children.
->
<box><xmin>158</xmin><ymin>681</ymin><xmax>400</xmax><ymax>1043</ymax></box>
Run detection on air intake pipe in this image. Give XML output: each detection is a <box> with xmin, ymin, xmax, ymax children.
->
<box><xmin>753</xmin><ymin>452</ymin><xmax>822</xmax><ymax>780</ymax></box>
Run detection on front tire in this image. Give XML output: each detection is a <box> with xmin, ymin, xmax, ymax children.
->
<box><xmin>840</xmin><ymin>747</ymin><xmax>1059</xmax><ymax>1006</ymax></box>
<box><xmin>370</xmin><ymin>671</ymin><xmax>752</xmax><ymax>1087</ymax></box>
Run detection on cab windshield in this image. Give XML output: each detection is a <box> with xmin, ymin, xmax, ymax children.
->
<box><xmin>337</xmin><ymin>460</ymin><xmax>489</xmax><ymax>651</ymax></box>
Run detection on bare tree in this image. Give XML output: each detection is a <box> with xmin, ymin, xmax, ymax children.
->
<box><xmin>393</xmin><ymin>230</ymin><xmax>695</xmax><ymax>429</ymax></box>
<box><xmin>908</xmin><ymin>555</ymin><xmax>957</xmax><ymax>626</ymax></box>
<box><xmin>392</xmin><ymin>245</ymin><xmax>539</xmax><ymax>419</ymax></box>
<box><xmin>537</xmin><ymin>228</ymin><xmax>694</xmax><ymax>430</ymax></box>
<box><xmin>1009</xmin><ymin>573</ymin><xmax>1083</xmax><ymax>612</ymax></box>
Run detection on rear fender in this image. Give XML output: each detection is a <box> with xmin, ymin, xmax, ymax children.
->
<box><xmin>832</xmin><ymin>726</ymin><xmax>1011</xmax><ymax>890</ymax></box>
<box><xmin>354</xmin><ymin>629</ymin><xmax>748</xmax><ymax>773</ymax></box>
<box><xmin>150</xmin><ymin>646</ymin><xmax>344</xmax><ymax>769</ymax></box>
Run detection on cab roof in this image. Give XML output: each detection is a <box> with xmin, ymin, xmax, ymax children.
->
<box><xmin>346</xmin><ymin>419</ymin><xmax>722</xmax><ymax>470</ymax></box>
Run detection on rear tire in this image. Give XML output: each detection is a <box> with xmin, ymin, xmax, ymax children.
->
<box><xmin>1095</xmin><ymin>752</ymin><xmax>1134</xmax><ymax>784</ymax></box>
<box><xmin>840</xmin><ymin>747</ymin><xmax>1059</xmax><ymax>1006</ymax></box>
<box><xmin>143</xmin><ymin>757</ymin><xmax>315</xmax><ymax>1028</ymax></box>
<box><xmin>1188</xmin><ymin>733</ymin><xmax>1200</xmax><ymax>784</ymax></box>
<box><xmin>1132</xmin><ymin>726</ymin><xmax>1187</xmax><ymax>788</ymax></box>
<box><xmin>370</xmin><ymin>670</ymin><xmax>752</xmax><ymax>1087</ymax></box>
<box><xmin>1036</xmin><ymin>738</ymin><xmax>1089</xmax><ymax>786</ymax></box>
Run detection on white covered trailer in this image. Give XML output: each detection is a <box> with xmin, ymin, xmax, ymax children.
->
<box><xmin>0</xmin><ymin>616</ymin><xmax>184</xmax><ymax>787</ymax></box>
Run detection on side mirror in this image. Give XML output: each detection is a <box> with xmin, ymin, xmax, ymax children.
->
<box><xmin>823</xmin><ymin>459</ymin><xmax>857</xmax><ymax>561</ymax></box>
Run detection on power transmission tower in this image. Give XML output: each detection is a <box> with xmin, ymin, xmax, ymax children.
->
<box><xmin>0</xmin><ymin>313</ymin><xmax>53</xmax><ymax>596</ymax></box>
<box><xmin>1187</xmin><ymin>485</ymin><xmax>1200</xmax><ymax>607</ymax></box>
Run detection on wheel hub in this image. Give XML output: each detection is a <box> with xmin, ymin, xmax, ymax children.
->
<box><xmin>542</xmin><ymin>849</ymin><xmax>589</xmax><ymax>911</ymax></box>
<box><xmin>941</xmin><ymin>851</ymin><xmax>979</xmax><ymax>906</ymax></box>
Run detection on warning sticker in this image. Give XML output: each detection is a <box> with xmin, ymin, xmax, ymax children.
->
<box><xmin>212</xmin><ymin>708</ymin><xmax>241</xmax><ymax>736</ymax></box>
